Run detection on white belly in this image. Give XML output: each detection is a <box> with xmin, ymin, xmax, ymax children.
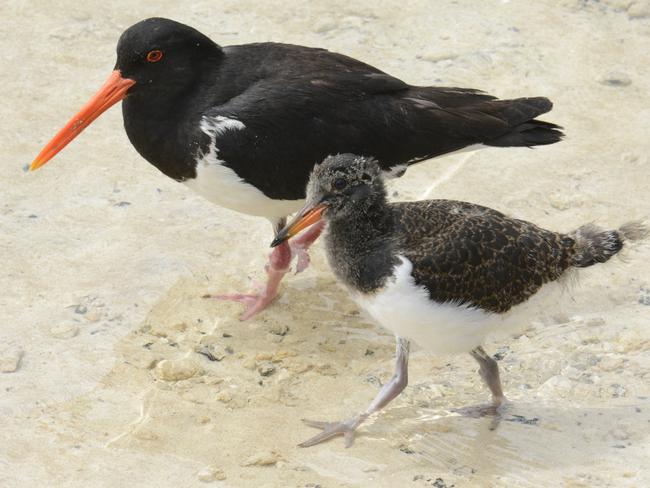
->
<box><xmin>352</xmin><ymin>256</ymin><xmax>562</xmax><ymax>355</ymax></box>
<box><xmin>183</xmin><ymin>115</ymin><xmax>303</xmax><ymax>219</ymax></box>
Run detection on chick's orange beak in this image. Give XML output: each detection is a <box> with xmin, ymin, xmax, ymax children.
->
<box><xmin>28</xmin><ymin>70</ymin><xmax>136</xmax><ymax>171</ymax></box>
<box><xmin>270</xmin><ymin>203</ymin><xmax>327</xmax><ymax>247</ymax></box>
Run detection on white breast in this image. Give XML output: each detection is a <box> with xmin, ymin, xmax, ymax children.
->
<box><xmin>352</xmin><ymin>256</ymin><xmax>571</xmax><ymax>355</ymax></box>
<box><xmin>183</xmin><ymin>116</ymin><xmax>304</xmax><ymax>219</ymax></box>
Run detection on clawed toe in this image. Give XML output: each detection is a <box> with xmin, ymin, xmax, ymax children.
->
<box><xmin>203</xmin><ymin>288</ymin><xmax>277</xmax><ymax>320</ymax></box>
<box><xmin>298</xmin><ymin>418</ymin><xmax>359</xmax><ymax>448</ymax></box>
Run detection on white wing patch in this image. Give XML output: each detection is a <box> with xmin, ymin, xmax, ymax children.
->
<box><xmin>352</xmin><ymin>256</ymin><xmax>571</xmax><ymax>355</ymax></box>
<box><xmin>183</xmin><ymin>116</ymin><xmax>304</xmax><ymax>219</ymax></box>
<box><xmin>352</xmin><ymin>257</ymin><xmax>494</xmax><ymax>354</ymax></box>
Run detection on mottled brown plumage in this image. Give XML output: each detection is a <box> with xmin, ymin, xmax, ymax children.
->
<box><xmin>392</xmin><ymin>199</ymin><xmax>576</xmax><ymax>313</ymax></box>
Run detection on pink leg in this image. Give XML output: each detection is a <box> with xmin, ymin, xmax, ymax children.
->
<box><xmin>207</xmin><ymin>242</ymin><xmax>292</xmax><ymax>320</ymax></box>
<box><xmin>290</xmin><ymin>220</ymin><xmax>325</xmax><ymax>274</ymax></box>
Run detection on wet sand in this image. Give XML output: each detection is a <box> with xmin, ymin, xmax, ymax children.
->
<box><xmin>2</xmin><ymin>0</ymin><xmax>649</xmax><ymax>486</ymax></box>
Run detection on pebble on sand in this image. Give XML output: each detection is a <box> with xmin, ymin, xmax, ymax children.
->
<box><xmin>257</xmin><ymin>361</ymin><xmax>276</xmax><ymax>377</ymax></box>
<box><xmin>242</xmin><ymin>451</ymin><xmax>281</xmax><ymax>467</ymax></box>
<box><xmin>155</xmin><ymin>358</ymin><xmax>203</xmax><ymax>381</ymax></box>
<box><xmin>197</xmin><ymin>466</ymin><xmax>227</xmax><ymax>482</ymax></box>
<box><xmin>268</xmin><ymin>323</ymin><xmax>289</xmax><ymax>336</ymax></box>
<box><xmin>216</xmin><ymin>391</ymin><xmax>233</xmax><ymax>403</ymax></box>
<box><xmin>0</xmin><ymin>348</ymin><xmax>24</xmax><ymax>373</ymax></box>
<box><xmin>49</xmin><ymin>324</ymin><xmax>79</xmax><ymax>339</ymax></box>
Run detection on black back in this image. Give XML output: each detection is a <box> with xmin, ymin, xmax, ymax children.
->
<box><xmin>118</xmin><ymin>18</ymin><xmax>563</xmax><ymax>201</ymax></box>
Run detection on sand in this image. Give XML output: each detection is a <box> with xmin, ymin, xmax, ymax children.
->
<box><xmin>1</xmin><ymin>0</ymin><xmax>649</xmax><ymax>486</ymax></box>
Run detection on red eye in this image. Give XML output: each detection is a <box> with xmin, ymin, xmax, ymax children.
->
<box><xmin>146</xmin><ymin>50</ymin><xmax>163</xmax><ymax>63</ymax></box>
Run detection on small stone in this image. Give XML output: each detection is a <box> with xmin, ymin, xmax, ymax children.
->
<box><xmin>257</xmin><ymin>361</ymin><xmax>276</xmax><ymax>377</ymax></box>
<box><xmin>198</xmin><ymin>416</ymin><xmax>211</xmax><ymax>424</ymax></box>
<box><xmin>198</xmin><ymin>466</ymin><xmax>226</xmax><ymax>482</ymax></box>
<box><xmin>49</xmin><ymin>324</ymin><xmax>79</xmax><ymax>339</ymax></box>
<box><xmin>272</xmin><ymin>350</ymin><xmax>296</xmax><ymax>362</ymax></box>
<box><xmin>255</xmin><ymin>352</ymin><xmax>273</xmax><ymax>361</ymax></box>
<box><xmin>195</xmin><ymin>344</ymin><xmax>227</xmax><ymax>362</ymax></box>
<box><xmin>84</xmin><ymin>312</ymin><xmax>101</xmax><ymax>322</ymax></box>
<box><xmin>216</xmin><ymin>391</ymin><xmax>232</xmax><ymax>403</ymax></box>
<box><xmin>0</xmin><ymin>348</ymin><xmax>23</xmax><ymax>373</ymax></box>
<box><xmin>268</xmin><ymin>323</ymin><xmax>289</xmax><ymax>336</ymax></box>
<box><xmin>242</xmin><ymin>451</ymin><xmax>281</xmax><ymax>467</ymax></box>
<box><xmin>598</xmin><ymin>71</ymin><xmax>632</xmax><ymax>87</ymax></box>
<box><xmin>155</xmin><ymin>358</ymin><xmax>203</xmax><ymax>381</ymax></box>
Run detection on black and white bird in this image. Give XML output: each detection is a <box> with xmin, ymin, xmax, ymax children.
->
<box><xmin>30</xmin><ymin>17</ymin><xmax>563</xmax><ymax>320</ymax></box>
<box><xmin>272</xmin><ymin>154</ymin><xmax>646</xmax><ymax>448</ymax></box>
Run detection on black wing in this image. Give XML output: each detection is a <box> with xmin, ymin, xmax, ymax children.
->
<box><xmin>204</xmin><ymin>43</ymin><xmax>561</xmax><ymax>200</ymax></box>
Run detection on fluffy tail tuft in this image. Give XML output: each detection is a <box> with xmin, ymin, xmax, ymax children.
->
<box><xmin>618</xmin><ymin>221</ymin><xmax>649</xmax><ymax>242</ymax></box>
<box><xmin>569</xmin><ymin>221</ymin><xmax>647</xmax><ymax>268</ymax></box>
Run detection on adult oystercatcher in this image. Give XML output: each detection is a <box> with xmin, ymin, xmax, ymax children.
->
<box><xmin>272</xmin><ymin>154</ymin><xmax>646</xmax><ymax>447</ymax></box>
<box><xmin>29</xmin><ymin>17</ymin><xmax>563</xmax><ymax>320</ymax></box>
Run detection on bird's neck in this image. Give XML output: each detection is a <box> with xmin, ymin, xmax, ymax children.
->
<box><xmin>324</xmin><ymin>197</ymin><xmax>399</xmax><ymax>293</ymax></box>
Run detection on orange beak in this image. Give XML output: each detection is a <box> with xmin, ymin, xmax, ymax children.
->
<box><xmin>271</xmin><ymin>202</ymin><xmax>327</xmax><ymax>247</ymax></box>
<box><xmin>28</xmin><ymin>70</ymin><xmax>136</xmax><ymax>171</ymax></box>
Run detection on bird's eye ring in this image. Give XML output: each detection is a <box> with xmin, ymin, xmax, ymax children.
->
<box><xmin>333</xmin><ymin>178</ymin><xmax>347</xmax><ymax>190</ymax></box>
<box><xmin>146</xmin><ymin>50</ymin><xmax>164</xmax><ymax>63</ymax></box>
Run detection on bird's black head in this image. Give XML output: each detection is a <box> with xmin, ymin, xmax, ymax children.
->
<box><xmin>271</xmin><ymin>154</ymin><xmax>387</xmax><ymax>247</ymax></box>
<box><xmin>29</xmin><ymin>18</ymin><xmax>223</xmax><ymax>172</ymax></box>
<box><xmin>116</xmin><ymin>17</ymin><xmax>222</xmax><ymax>97</ymax></box>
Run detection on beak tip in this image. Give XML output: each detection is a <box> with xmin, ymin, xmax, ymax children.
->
<box><xmin>26</xmin><ymin>160</ymin><xmax>42</xmax><ymax>172</ymax></box>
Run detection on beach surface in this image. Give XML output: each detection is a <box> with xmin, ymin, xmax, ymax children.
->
<box><xmin>2</xmin><ymin>0</ymin><xmax>649</xmax><ymax>486</ymax></box>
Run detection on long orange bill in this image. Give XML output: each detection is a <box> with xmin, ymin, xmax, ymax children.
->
<box><xmin>28</xmin><ymin>70</ymin><xmax>136</xmax><ymax>171</ymax></box>
<box><xmin>271</xmin><ymin>202</ymin><xmax>327</xmax><ymax>247</ymax></box>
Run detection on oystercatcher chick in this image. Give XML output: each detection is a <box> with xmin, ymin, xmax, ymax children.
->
<box><xmin>272</xmin><ymin>154</ymin><xmax>646</xmax><ymax>448</ymax></box>
<box><xmin>29</xmin><ymin>17</ymin><xmax>563</xmax><ymax>320</ymax></box>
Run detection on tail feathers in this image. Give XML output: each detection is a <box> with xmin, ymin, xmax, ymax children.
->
<box><xmin>569</xmin><ymin>221</ymin><xmax>647</xmax><ymax>268</ymax></box>
<box><xmin>481</xmin><ymin>97</ymin><xmax>564</xmax><ymax>147</ymax></box>
<box><xmin>487</xmin><ymin>120</ymin><xmax>564</xmax><ymax>147</ymax></box>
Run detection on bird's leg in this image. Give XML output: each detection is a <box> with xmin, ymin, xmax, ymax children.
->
<box><xmin>207</xmin><ymin>219</ymin><xmax>292</xmax><ymax>321</ymax></box>
<box><xmin>290</xmin><ymin>220</ymin><xmax>325</xmax><ymax>273</ymax></box>
<box><xmin>300</xmin><ymin>338</ymin><xmax>410</xmax><ymax>448</ymax></box>
<box><xmin>470</xmin><ymin>346</ymin><xmax>505</xmax><ymax>406</ymax></box>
